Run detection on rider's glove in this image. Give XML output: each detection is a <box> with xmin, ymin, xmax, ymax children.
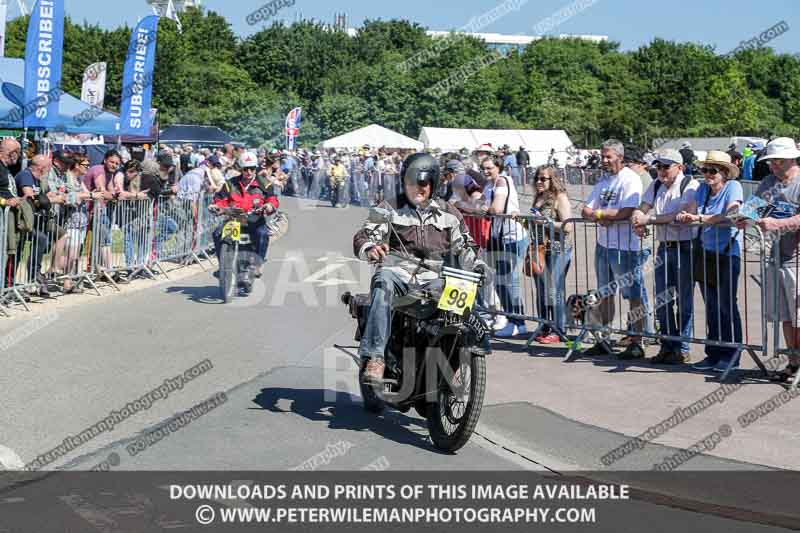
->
<box><xmin>473</xmin><ymin>263</ymin><xmax>490</xmax><ymax>282</ymax></box>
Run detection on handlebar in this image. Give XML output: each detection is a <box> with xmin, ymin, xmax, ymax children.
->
<box><xmin>212</xmin><ymin>206</ymin><xmax>270</xmax><ymax>217</ymax></box>
<box><xmin>379</xmin><ymin>249</ymin><xmax>484</xmax><ymax>286</ymax></box>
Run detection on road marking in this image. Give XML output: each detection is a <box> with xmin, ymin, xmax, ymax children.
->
<box><xmin>0</xmin><ymin>445</ymin><xmax>24</xmax><ymax>470</ymax></box>
<box><xmin>303</xmin><ymin>263</ymin><xmax>348</xmax><ymax>283</ymax></box>
<box><xmin>318</xmin><ymin>255</ymin><xmax>361</xmax><ymax>263</ymax></box>
<box><xmin>316</xmin><ymin>279</ymin><xmax>357</xmax><ymax>287</ymax></box>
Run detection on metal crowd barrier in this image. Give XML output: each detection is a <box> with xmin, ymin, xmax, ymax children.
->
<box><xmin>476</xmin><ymin>213</ymin><xmax>563</xmax><ymax>341</ymax></box>
<box><xmin>90</xmin><ymin>198</ymin><xmax>156</xmax><ymax>286</ymax></box>
<box><xmin>0</xmin><ymin>191</ymin><xmax>228</xmax><ymax>316</ymax></box>
<box><xmin>368</xmin><ymin>169</ymin><xmax>382</xmax><ymax>206</ymax></box>
<box><xmin>464</xmin><ymin>208</ymin><xmax>774</xmax><ymax>383</ymax></box>
<box><xmin>151</xmin><ymin>195</ymin><xmax>201</xmax><ymax>277</ymax></box>
<box><xmin>4</xmin><ymin>199</ymin><xmax>96</xmax><ymax>303</ymax></box>
<box><xmin>556</xmin><ymin>219</ymin><xmax>769</xmax><ymax>381</ymax></box>
<box><xmin>193</xmin><ymin>192</ymin><xmax>220</xmax><ymax>268</ymax></box>
<box><xmin>767</xmin><ymin>228</ymin><xmax>800</xmax><ymax>390</ymax></box>
<box><xmin>0</xmin><ymin>207</ymin><xmax>10</xmax><ymax>315</ymax></box>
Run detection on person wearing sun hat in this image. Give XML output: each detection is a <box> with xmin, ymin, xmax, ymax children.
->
<box><xmin>746</xmin><ymin>137</ymin><xmax>800</xmax><ymax>383</ymax></box>
<box><xmin>676</xmin><ymin>150</ymin><xmax>744</xmax><ymax>373</ymax></box>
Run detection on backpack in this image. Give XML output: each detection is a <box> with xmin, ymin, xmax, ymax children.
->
<box><xmin>652</xmin><ymin>175</ymin><xmax>691</xmax><ymax>200</ymax></box>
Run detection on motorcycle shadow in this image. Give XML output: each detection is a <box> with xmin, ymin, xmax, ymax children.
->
<box><xmin>165</xmin><ymin>285</ymin><xmax>226</xmax><ymax>304</ymax></box>
<box><xmin>252</xmin><ymin>387</ymin><xmax>443</xmax><ymax>453</ymax></box>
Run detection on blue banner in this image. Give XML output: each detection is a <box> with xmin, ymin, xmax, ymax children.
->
<box><xmin>119</xmin><ymin>15</ymin><xmax>159</xmax><ymax>135</ymax></box>
<box><xmin>24</xmin><ymin>0</ymin><xmax>65</xmax><ymax>129</ymax></box>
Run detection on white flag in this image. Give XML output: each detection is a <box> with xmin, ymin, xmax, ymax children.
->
<box><xmin>0</xmin><ymin>1</ymin><xmax>7</xmax><ymax>58</ymax></box>
<box><xmin>165</xmin><ymin>0</ymin><xmax>182</xmax><ymax>33</ymax></box>
<box><xmin>80</xmin><ymin>61</ymin><xmax>107</xmax><ymax>108</ymax></box>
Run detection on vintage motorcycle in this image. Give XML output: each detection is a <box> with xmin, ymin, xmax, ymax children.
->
<box><xmin>341</xmin><ymin>208</ymin><xmax>491</xmax><ymax>452</ymax></box>
<box><xmin>216</xmin><ymin>204</ymin><xmax>268</xmax><ymax>303</ymax></box>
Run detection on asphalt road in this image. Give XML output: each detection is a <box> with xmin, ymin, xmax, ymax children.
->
<box><xmin>0</xmin><ymin>197</ymin><xmax>793</xmax><ymax>532</ymax></box>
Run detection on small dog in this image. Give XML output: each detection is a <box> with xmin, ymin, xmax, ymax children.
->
<box><xmin>566</xmin><ymin>291</ymin><xmax>603</xmax><ymax>328</ymax></box>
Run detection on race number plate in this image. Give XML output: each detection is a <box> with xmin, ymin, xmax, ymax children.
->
<box><xmin>438</xmin><ymin>277</ymin><xmax>478</xmax><ymax>314</ymax></box>
<box><xmin>222</xmin><ymin>220</ymin><xmax>241</xmax><ymax>242</ymax></box>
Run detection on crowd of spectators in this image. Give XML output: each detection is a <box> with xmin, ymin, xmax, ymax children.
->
<box><xmin>2</xmin><ymin>134</ymin><xmax>800</xmax><ymax>383</ymax></box>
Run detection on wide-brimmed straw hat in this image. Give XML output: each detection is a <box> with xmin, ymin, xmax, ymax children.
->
<box><xmin>698</xmin><ymin>150</ymin><xmax>740</xmax><ymax>179</ymax></box>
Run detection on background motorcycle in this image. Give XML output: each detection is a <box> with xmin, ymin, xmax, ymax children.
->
<box><xmin>214</xmin><ymin>203</ymin><xmax>267</xmax><ymax>303</ymax></box>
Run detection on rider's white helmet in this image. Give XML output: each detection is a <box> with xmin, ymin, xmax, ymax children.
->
<box><xmin>239</xmin><ymin>151</ymin><xmax>259</xmax><ymax>169</ymax></box>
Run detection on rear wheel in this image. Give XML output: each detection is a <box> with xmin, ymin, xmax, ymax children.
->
<box><xmin>427</xmin><ymin>348</ymin><xmax>486</xmax><ymax>452</ymax></box>
<box><xmin>219</xmin><ymin>242</ymin><xmax>237</xmax><ymax>303</ymax></box>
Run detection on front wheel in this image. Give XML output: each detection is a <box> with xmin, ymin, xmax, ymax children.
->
<box><xmin>427</xmin><ymin>351</ymin><xmax>486</xmax><ymax>452</ymax></box>
<box><xmin>219</xmin><ymin>242</ymin><xmax>237</xmax><ymax>303</ymax></box>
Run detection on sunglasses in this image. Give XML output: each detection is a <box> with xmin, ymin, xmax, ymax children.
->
<box><xmin>655</xmin><ymin>163</ymin><xmax>674</xmax><ymax>170</ymax></box>
<box><xmin>700</xmin><ymin>167</ymin><xmax>721</xmax><ymax>175</ymax></box>
<box><xmin>535</xmin><ymin>177</ymin><xmax>550</xmax><ymax>182</ymax></box>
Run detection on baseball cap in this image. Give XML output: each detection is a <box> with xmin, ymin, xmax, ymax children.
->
<box><xmin>653</xmin><ymin>149</ymin><xmax>684</xmax><ymax>166</ymax></box>
<box><xmin>205</xmin><ymin>154</ymin><xmax>222</xmax><ymax>167</ymax></box>
<box><xmin>445</xmin><ymin>159</ymin><xmax>465</xmax><ymax>174</ymax></box>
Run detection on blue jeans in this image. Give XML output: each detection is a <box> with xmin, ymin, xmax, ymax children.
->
<box><xmin>494</xmin><ymin>237</ymin><xmax>529</xmax><ymax>326</ymax></box>
<box><xmin>359</xmin><ymin>269</ymin><xmax>409</xmax><ymax>360</ymax></box>
<box><xmin>655</xmin><ymin>242</ymin><xmax>694</xmax><ymax>353</ymax></box>
<box><xmin>124</xmin><ymin>223</ymin><xmax>144</xmax><ymax>267</ymax></box>
<box><xmin>155</xmin><ymin>216</ymin><xmax>178</xmax><ymax>257</ymax></box>
<box><xmin>98</xmin><ymin>212</ymin><xmax>113</xmax><ymax>246</ymax></box>
<box><xmin>636</xmin><ymin>248</ymin><xmax>654</xmax><ymax>335</ymax></box>
<box><xmin>594</xmin><ymin>245</ymin><xmax>644</xmax><ymax>300</ymax></box>
<box><xmin>699</xmin><ymin>254</ymin><xmax>742</xmax><ymax>362</ymax></box>
<box><xmin>535</xmin><ymin>246</ymin><xmax>572</xmax><ymax>334</ymax></box>
<box><xmin>595</xmin><ymin>245</ymin><xmax>647</xmax><ymax>334</ymax></box>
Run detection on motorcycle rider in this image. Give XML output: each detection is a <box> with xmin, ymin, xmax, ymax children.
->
<box><xmin>353</xmin><ymin>153</ymin><xmax>489</xmax><ymax>383</ymax></box>
<box><xmin>209</xmin><ymin>152</ymin><xmax>278</xmax><ymax>278</ymax></box>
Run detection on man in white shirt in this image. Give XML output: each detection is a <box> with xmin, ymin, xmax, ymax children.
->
<box><xmin>632</xmin><ymin>149</ymin><xmax>699</xmax><ymax>364</ymax></box>
<box><xmin>581</xmin><ymin>140</ymin><xmax>645</xmax><ymax>359</ymax></box>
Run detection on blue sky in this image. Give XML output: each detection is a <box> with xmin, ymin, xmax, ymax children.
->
<box><xmin>6</xmin><ymin>0</ymin><xmax>800</xmax><ymax>55</ymax></box>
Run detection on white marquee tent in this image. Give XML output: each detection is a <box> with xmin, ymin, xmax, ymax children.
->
<box><xmin>320</xmin><ymin>124</ymin><xmax>423</xmax><ymax>150</ymax></box>
<box><xmin>419</xmin><ymin>127</ymin><xmax>575</xmax><ymax>166</ymax></box>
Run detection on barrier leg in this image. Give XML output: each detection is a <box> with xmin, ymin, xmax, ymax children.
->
<box><xmin>97</xmin><ymin>268</ymin><xmax>121</xmax><ymax>292</ymax></box>
<box><xmin>744</xmin><ymin>347</ymin><xmax>770</xmax><ymax>378</ymax></box>
<box><xmin>181</xmin><ymin>251</ymin><xmax>206</xmax><ymax>271</ymax></box>
<box><xmin>129</xmin><ymin>265</ymin><xmax>157</xmax><ymax>281</ymax></box>
<box><xmin>563</xmin><ymin>328</ymin><xmax>589</xmax><ymax>362</ymax></box>
<box><xmin>7</xmin><ymin>287</ymin><xmax>30</xmax><ymax>312</ymax></box>
<box><xmin>525</xmin><ymin>328</ymin><xmax>541</xmax><ymax>348</ymax></box>
<box><xmin>152</xmin><ymin>260</ymin><xmax>170</xmax><ymax>279</ymax></box>
<box><xmin>80</xmin><ymin>273</ymin><xmax>102</xmax><ymax>297</ymax></box>
<box><xmin>719</xmin><ymin>347</ymin><xmax>744</xmax><ymax>382</ymax></box>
